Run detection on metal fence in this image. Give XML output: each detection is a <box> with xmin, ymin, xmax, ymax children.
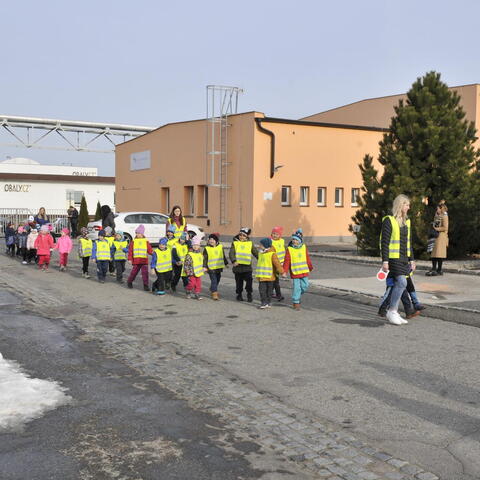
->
<box><xmin>0</xmin><ymin>208</ymin><xmax>69</xmax><ymax>237</ymax></box>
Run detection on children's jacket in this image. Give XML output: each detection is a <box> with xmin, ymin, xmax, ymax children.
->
<box><xmin>5</xmin><ymin>227</ymin><xmax>15</xmax><ymax>246</ymax></box>
<box><xmin>54</xmin><ymin>235</ymin><xmax>73</xmax><ymax>254</ymax></box>
<box><xmin>255</xmin><ymin>247</ymin><xmax>283</xmax><ymax>281</ymax></box>
<box><xmin>282</xmin><ymin>244</ymin><xmax>313</xmax><ymax>278</ymax></box>
<box><xmin>16</xmin><ymin>232</ymin><xmax>28</xmax><ymax>249</ymax></box>
<box><xmin>34</xmin><ymin>233</ymin><xmax>55</xmax><ymax>256</ymax></box>
<box><xmin>27</xmin><ymin>232</ymin><xmax>38</xmax><ymax>250</ymax></box>
<box><xmin>127</xmin><ymin>238</ymin><xmax>153</xmax><ymax>264</ymax></box>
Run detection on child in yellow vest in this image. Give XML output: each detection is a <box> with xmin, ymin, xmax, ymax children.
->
<box><xmin>270</xmin><ymin>226</ymin><xmax>285</xmax><ymax>301</ymax></box>
<box><xmin>150</xmin><ymin>237</ymin><xmax>173</xmax><ymax>295</ymax></box>
<box><xmin>171</xmin><ymin>232</ymin><xmax>189</xmax><ymax>293</ymax></box>
<box><xmin>127</xmin><ymin>224</ymin><xmax>153</xmax><ymax>291</ymax></box>
<box><xmin>111</xmin><ymin>230</ymin><xmax>129</xmax><ymax>283</ymax></box>
<box><xmin>92</xmin><ymin>230</ymin><xmax>111</xmax><ymax>283</ymax></box>
<box><xmin>166</xmin><ymin>225</ymin><xmax>178</xmax><ymax>250</ymax></box>
<box><xmin>203</xmin><ymin>233</ymin><xmax>228</xmax><ymax>300</ymax></box>
<box><xmin>183</xmin><ymin>236</ymin><xmax>206</xmax><ymax>299</ymax></box>
<box><xmin>256</xmin><ymin>238</ymin><xmax>283</xmax><ymax>309</ymax></box>
<box><xmin>78</xmin><ymin>227</ymin><xmax>93</xmax><ymax>279</ymax></box>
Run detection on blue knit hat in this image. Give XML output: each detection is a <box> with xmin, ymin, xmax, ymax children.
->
<box><xmin>291</xmin><ymin>228</ymin><xmax>303</xmax><ymax>244</ymax></box>
<box><xmin>260</xmin><ymin>238</ymin><xmax>272</xmax><ymax>249</ymax></box>
<box><xmin>159</xmin><ymin>237</ymin><xmax>168</xmax><ymax>245</ymax></box>
<box><xmin>167</xmin><ymin>225</ymin><xmax>176</xmax><ymax>233</ymax></box>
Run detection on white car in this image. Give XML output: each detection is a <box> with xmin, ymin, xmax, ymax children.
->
<box><xmin>87</xmin><ymin>212</ymin><xmax>204</xmax><ymax>244</ymax></box>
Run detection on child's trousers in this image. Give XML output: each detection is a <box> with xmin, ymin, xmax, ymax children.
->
<box><xmin>38</xmin><ymin>255</ymin><xmax>51</xmax><ymax>268</ymax></box>
<box><xmin>152</xmin><ymin>270</ymin><xmax>172</xmax><ymax>292</ymax></box>
<box><xmin>59</xmin><ymin>252</ymin><xmax>69</xmax><ymax>267</ymax></box>
<box><xmin>115</xmin><ymin>260</ymin><xmax>126</xmax><ymax>282</ymax></box>
<box><xmin>259</xmin><ymin>281</ymin><xmax>273</xmax><ymax>305</ymax></box>
<box><xmin>292</xmin><ymin>277</ymin><xmax>309</xmax><ymax>304</ymax></box>
<box><xmin>186</xmin><ymin>276</ymin><xmax>202</xmax><ymax>294</ymax></box>
<box><xmin>82</xmin><ymin>256</ymin><xmax>90</xmax><ymax>274</ymax></box>
<box><xmin>208</xmin><ymin>271</ymin><xmax>222</xmax><ymax>292</ymax></box>
<box><xmin>96</xmin><ymin>260</ymin><xmax>109</xmax><ymax>280</ymax></box>
<box><xmin>128</xmin><ymin>264</ymin><xmax>149</xmax><ymax>286</ymax></box>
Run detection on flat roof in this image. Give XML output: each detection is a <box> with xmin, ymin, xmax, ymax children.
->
<box><xmin>0</xmin><ymin>173</ymin><xmax>115</xmax><ymax>183</ymax></box>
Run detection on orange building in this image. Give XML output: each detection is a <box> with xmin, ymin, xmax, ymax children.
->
<box><xmin>115</xmin><ymin>84</ymin><xmax>480</xmax><ymax>242</ymax></box>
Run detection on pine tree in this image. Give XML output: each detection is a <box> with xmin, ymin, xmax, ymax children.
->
<box><xmin>352</xmin><ymin>71</ymin><xmax>480</xmax><ymax>257</ymax></box>
<box><xmin>94</xmin><ymin>201</ymin><xmax>102</xmax><ymax>221</ymax></box>
<box><xmin>78</xmin><ymin>195</ymin><xmax>89</xmax><ymax>230</ymax></box>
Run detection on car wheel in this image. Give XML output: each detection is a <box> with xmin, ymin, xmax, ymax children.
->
<box><xmin>188</xmin><ymin>230</ymin><xmax>197</xmax><ymax>239</ymax></box>
<box><xmin>124</xmin><ymin>233</ymin><xmax>133</xmax><ymax>243</ymax></box>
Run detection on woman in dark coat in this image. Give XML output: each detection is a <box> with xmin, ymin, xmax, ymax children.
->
<box><xmin>380</xmin><ymin>194</ymin><xmax>416</xmax><ymax>326</ymax></box>
<box><xmin>100</xmin><ymin>205</ymin><xmax>115</xmax><ymax>232</ymax></box>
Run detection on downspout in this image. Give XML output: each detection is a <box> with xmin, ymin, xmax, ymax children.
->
<box><xmin>255</xmin><ymin>118</ymin><xmax>275</xmax><ymax>178</ymax></box>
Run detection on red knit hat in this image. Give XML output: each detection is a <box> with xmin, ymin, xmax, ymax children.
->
<box><xmin>271</xmin><ymin>226</ymin><xmax>283</xmax><ymax>236</ymax></box>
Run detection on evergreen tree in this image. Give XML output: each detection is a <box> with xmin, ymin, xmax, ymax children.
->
<box><xmin>352</xmin><ymin>71</ymin><xmax>480</xmax><ymax>257</ymax></box>
<box><xmin>78</xmin><ymin>195</ymin><xmax>89</xmax><ymax>230</ymax></box>
<box><xmin>94</xmin><ymin>201</ymin><xmax>102</xmax><ymax>221</ymax></box>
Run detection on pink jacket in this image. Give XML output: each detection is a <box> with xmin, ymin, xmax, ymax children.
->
<box><xmin>54</xmin><ymin>235</ymin><xmax>73</xmax><ymax>254</ymax></box>
<box><xmin>34</xmin><ymin>233</ymin><xmax>55</xmax><ymax>256</ymax></box>
<box><xmin>26</xmin><ymin>232</ymin><xmax>38</xmax><ymax>250</ymax></box>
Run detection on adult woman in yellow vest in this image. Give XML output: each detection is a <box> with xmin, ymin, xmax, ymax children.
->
<box><xmin>78</xmin><ymin>227</ymin><xmax>93</xmax><ymax>279</ymax></box>
<box><xmin>256</xmin><ymin>238</ymin><xmax>283</xmax><ymax>309</ymax></box>
<box><xmin>150</xmin><ymin>237</ymin><xmax>173</xmax><ymax>294</ymax></box>
<box><xmin>203</xmin><ymin>233</ymin><xmax>229</xmax><ymax>300</ymax></box>
<box><xmin>271</xmin><ymin>226</ymin><xmax>285</xmax><ymax>301</ymax></box>
<box><xmin>229</xmin><ymin>227</ymin><xmax>259</xmax><ymax>302</ymax></box>
<box><xmin>171</xmin><ymin>232</ymin><xmax>189</xmax><ymax>293</ymax></box>
<box><xmin>167</xmin><ymin>205</ymin><xmax>187</xmax><ymax>240</ymax></box>
<box><xmin>182</xmin><ymin>236</ymin><xmax>206</xmax><ymax>299</ymax></box>
<box><xmin>112</xmin><ymin>230</ymin><xmax>129</xmax><ymax>283</ymax></box>
<box><xmin>127</xmin><ymin>224</ymin><xmax>153</xmax><ymax>291</ymax></box>
<box><xmin>380</xmin><ymin>194</ymin><xmax>416</xmax><ymax>325</ymax></box>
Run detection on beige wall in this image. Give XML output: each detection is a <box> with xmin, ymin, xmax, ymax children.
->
<box><xmin>252</xmin><ymin>118</ymin><xmax>383</xmax><ymax>241</ymax></box>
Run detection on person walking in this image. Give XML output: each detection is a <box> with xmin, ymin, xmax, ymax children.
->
<box><xmin>380</xmin><ymin>194</ymin><xmax>415</xmax><ymax>325</ymax></box>
<box><xmin>34</xmin><ymin>207</ymin><xmax>50</xmax><ymax>227</ymax></box>
<box><xmin>67</xmin><ymin>205</ymin><xmax>79</xmax><ymax>238</ymax></box>
<box><xmin>167</xmin><ymin>206</ymin><xmax>187</xmax><ymax>240</ymax></box>
<box><xmin>100</xmin><ymin>205</ymin><xmax>116</xmax><ymax>232</ymax></box>
<box><xmin>426</xmin><ymin>201</ymin><xmax>449</xmax><ymax>276</ymax></box>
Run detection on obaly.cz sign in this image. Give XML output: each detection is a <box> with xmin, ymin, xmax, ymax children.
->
<box><xmin>3</xmin><ymin>184</ymin><xmax>31</xmax><ymax>193</ymax></box>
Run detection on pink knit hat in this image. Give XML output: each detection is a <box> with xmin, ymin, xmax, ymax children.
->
<box><xmin>271</xmin><ymin>226</ymin><xmax>283</xmax><ymax>236</ymax></box>
<box><xmin>135</xmin><ymin>224</ymin><xmax>145</xmax><ymax>234</ymax></box>
<box><xmin>191</xmin><ymin>236</ymin><xmax>201</xmax><ymax>246</ymax></box>
<box><xmin>62</xmin><ymin>228</ymin><xmax>70</xmax><ymax>234</ymax></box>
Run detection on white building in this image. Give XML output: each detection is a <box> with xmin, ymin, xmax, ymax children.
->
<box><xmin>0</xmin><ymin>157</ymin><xmax>114</xmax><ymax>213</ymax></box>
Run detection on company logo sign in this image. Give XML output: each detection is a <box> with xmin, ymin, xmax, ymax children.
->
<box><xmin>3</xmin><ymin>184</ymin><xmax>31</xmax><ymax>192</ymax></box>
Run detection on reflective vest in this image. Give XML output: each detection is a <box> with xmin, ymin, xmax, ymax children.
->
<box><xmin>271</xmin><ymin>238</ymin><xmax>285</xmax><ymax>264</ymax></box>
<box><xmin>106</xmin><ymin>236</ymin><xmax>114</xmax><ymax>247</ymax></box>
<box><xmin>95</xmin><ymin>240</ymin><xmax>111</xmax><ymax>261</ymax></box>
<box><xmin>79</xmin><ymin>238</ymin><xmax>92</xmax><ymax>257</ymax></box>
<box><xmin>133</xmin><ymin>238</ymin><xmax>148</xmax><ymax>258</ymax></box>
<box><xmin>154</xmin><ymin>248</ymin><xmax>173</xmax><ymax>273</ymax></box>
<box><xmin>287</xmin><ymin>244</ymin><xmax>309</xmax><ymax>275</ymax></box>
<box><xmin>167</xmin><ymin>237</ymin><xmax>178</xmax><ymax>249</ymax></box>
<box><xmin>174</xmin><ymin>243</ymin><xmax>188</xmax><ymax>263</ymax></box>
<box><xmin>205</xmin><ymin>245</ymin><xmax>224</xmax><ymax>270</ymax></box>
<box><xmin>182</xmin><ymin>251</ymin><xmax>204</xmax><ymax>277</ymax></box>
<box><xmin>256</xmin><ymin>251</ymin><xmax>274</xmax><ymax>279</ymax></box>
<box><xmin>113</xmin><ymin>240</ymin><xmax>128</xmax><ymax>260</ymax></box>
<box><xmin>381</xmin><ymin>216</ymin><xmax>411</xmax><ymax>259</ymax></box>
<box><xmin>169</xmin><ymin>218</ymin><xmax>186</xmax><ymax>239</ymax></box>
<box><xmin>234</xmin><ymin>240</ymin><xmax>252</xmax><ymax>265</ymax></box>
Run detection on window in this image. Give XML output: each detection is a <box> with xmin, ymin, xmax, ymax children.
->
<box><xmin>161</xmin><ymin>187</ymin><xmax>170</xmax><ymax>214</ymax></box>
<box><xmin>351</xmin><ymin>188</ymin><xmax>360</xmax><ymax>206</ymax></box>
<box><xmin>151</xmin><ymin>214</ymin><xmax>167</xmax><ymax>224</ymax></box>
<box><xmin>184</xmin><ymin>186</ymin><xmax>194</xmax><ymax>215</ymax></box>
<box><xmin>130</xmin><ymin>150</ymin><xmax>151</xmax><ymax>171</ymax></box>
<box><xmin>281</xmin><ymin>186</ymin><xmax>291</xmax><ymax>206</ymax></box>
<box><xmin>299</xmin><ymin>186</ymin><xmax>309</xmax><ymax>206</ymax></box>
<box><xmin>197</xmin><ymin>185</ymin><xmax>209</xmax><ymax>216</ymax></box>
<box><xmin>66</xmin><ymin>190</ymin><xmax>84</xmax><ymax>207</ymax></box>
<box><xmin>317</xmin><ymin>187</ymin><xmax>326</xmax><ymax>206</ymax></box>
<box><xmin>124</xmin><ymin>214</ymin><xmax>143</xmax><ymax>224</ymax></box>
<box><xmin>335</xmin><ymin>187</ymin><xmax>344</xmax><ymax>207</ymax></box>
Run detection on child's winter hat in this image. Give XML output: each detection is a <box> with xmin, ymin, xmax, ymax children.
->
<box><xmin>62</xmin><ymin>228</ymin><xmax>70</xmax><ymax>234</ymax></box>
<box><xmin>80</xmin><ymin>227</ymin><xmax>88</xmax><ymax>236</ymax></box>
<box><xmin>167</xmin><ymin>224</ymin><xmax>176</xmax><ymax>233</ymax></box>
<box><xmin>291</xmin><ymin>228</ymin><xmax>303</xmax><ymax>244</ymax></box>
<box><xmin>191</xmin><ymin>236</ymin><xmax>201</xmax><ymax>246</ymax></box>
<box><xmin>28</xmin><ymin>215</ymin><xmax>34</xmax><ymax>222</ymax></box>
<box><xmin>98</xmin><ymin>229</ymin><xmax>106</xmax><ymax>237</ymax></box>
<box><xmin>208</xmin><ymin>232</ymin><xmax>220</xmax><ymax>243</ymax></box>
<box><xmin>158</xmin><ymin>237</ymin><xmax>168</xmax><ymax>246</ymax></box>
<box><xmin>40</xmin><ymin>225</ymin><xmax>49</xmax><ymax>233</ymax></box>
<box><xmin>115</xmin><ymin>230</ymin><xmax>124</xmax><ymax>237</ymax></box>
<box><xmin>239</xmin><ymin>227</ymin><xmax>251</xmax><ymax>237</ymax></box>
<box><xmin>260</xmin><ymin>238</ymin><xmax>272</xmax><ymax>249</ymax></box>
<box><xmin>271</xmin><ymin>226</ymin><xmax>283</xmax><ymax>236</ymax></box>
<box><xmin>135</xmin><ymin>224</ymin><xmax>145</xmax><ymax>234</ymax></box>
<box><xmin>104</xmin><ymin>226</ymin><xmax>113</xmax><ymax>235</ymax></box>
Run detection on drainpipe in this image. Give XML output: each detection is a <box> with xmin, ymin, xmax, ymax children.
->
<box><xmin>255</xmin><ymin>118</ymin><xmax>275</xmax><ymax>178</ymax></box>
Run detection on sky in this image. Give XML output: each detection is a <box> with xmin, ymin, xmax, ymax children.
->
<box><xmin>1</xmin><ymin>0</ymin><xmax>479</xmax><ymax>175</ymax></box>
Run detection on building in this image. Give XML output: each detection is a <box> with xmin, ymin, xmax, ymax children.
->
<box><xmin>0</xmin><ymin>157</ymin><xmax>115</xmax><ymax>213</ymax></box>
<box><xmin>115</xmin><ymin>84</ymin><xmax>480</xmax><ymax>242</ymax></box>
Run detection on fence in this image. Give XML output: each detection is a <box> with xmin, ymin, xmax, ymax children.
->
<box><xmin>0</xmin><ymin>208</ymin><xmax>70</xmax><ymax>237</ymax></box>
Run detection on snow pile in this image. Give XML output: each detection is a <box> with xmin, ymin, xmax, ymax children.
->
<box><xmin>0</xmin><ymin>352</ymin><xmax>72</xmax><ymax>431</ymax></box>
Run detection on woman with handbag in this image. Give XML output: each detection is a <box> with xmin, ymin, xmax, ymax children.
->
<box><xmin>426</xmin><ymin>201</ymin><xmax>449</xmax><ymax>276</ymax></box>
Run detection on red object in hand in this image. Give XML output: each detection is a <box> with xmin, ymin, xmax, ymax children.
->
<box><xmin>376</xmin><ymin>270</ymin><xmax>388</xmax><ymax>281</ymax></box>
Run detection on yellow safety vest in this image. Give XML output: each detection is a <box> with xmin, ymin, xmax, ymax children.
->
<box><xmin>167</xmin><ymin>237</ymin><xmax>178</xmax><ymax>249</ymax></box>
<box><xmin>174</xmin><ymin>243</ymin><xmax>188</xmax><ymax>263</ymax></box>
<box><xmin>169</xmin><ymin>218</ymin><xmax>186</xmax><ymax>239</ymax></box>
<box><xmin>106</xmin><ymin>236</ymin><xmax>114</xmax><ymax>247</ymax></box>
<box><xmin>154</xmin><ymin>248</ymin><xmax>173</xmax><ymax>273</ymax></box>
<box><xmin>181</xmin><ymin>252</ymin><xmax>204</xmax><ymax>277</ymax></box>
<box><xmin>381</xmin><ymin>216</ymin><xmax>411</xmax><ymax>259</ymax></box>
<box><xmin>133</xmin><ymin>238</ymin><xmax>148</xmax><ymax>258</ymax></box>
<box><xmin>205</xmin><ymin>245</ymin><xmax>224</xmax><ymax>270</ymax></box>
<box><xmin>271</xmin><ymin>238</ymin><xmax>285</xmax><ymax>264</ymax></box>
<box><xmin>234</xmin><ymin>240</ymin><xmax>252</xmax><ymax>265</ymax></box>
<box><xmin>287</xmin><ymin>244</ymin><xmax>309</xmax><ymax>275</ymax></box>
<box><xmin>95</xmin><ymin>240</ymin><xmax>111</xmax><ymax>261</ymax></box>
<box><xmin>256</xmin><ymin>251</ymin><xmax>274</xmax><ymax>279</ymax></box>
<box><xmin>113</xmin><ymin>240</ymin><xmax>128</xmax><ymax>260</ymax></box>
<box><xmin>79</xmin><ymin>238</ymin><xmax>92</xmax><ymax>257</ymax></box>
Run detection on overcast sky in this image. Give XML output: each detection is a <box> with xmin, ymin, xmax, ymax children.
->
<box><xmin>1</xmin><ymin>0</ymin><xmax>478</xmax><ymax>175</ymax></box>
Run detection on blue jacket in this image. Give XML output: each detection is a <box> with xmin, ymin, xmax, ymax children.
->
<box><xmin>92</xmin><ymin>239</ymin><xmax>111</xmax><ymax>261</ymax></box>
<box><xmin>5</xmin><ymin>227</ymin><xmax>15</xmax><ymax>246</ymax></box>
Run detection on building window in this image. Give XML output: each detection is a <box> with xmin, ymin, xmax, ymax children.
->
<box><xmin>281</xmin><ymin>186</ymin><xmax>291</xmax><ymax>206</ymax></box>
<box><xmin>197</xmin><ymin>185</ymin><xmax>209</xmax><ymax>216</ymax></box>
<box><xmin>335</xmin><ymin>187</ymin><xmax>344</xmax><ymax>207</ymax></box>
<box><xmin>161</xmin><ymin>187</ymin><xmax>170</xmax><ymax>213</ymax></box>
<box><xmin>184</xmin><ymin>186</ymin><xmax>194</xmax><ymax>215</ymax></box>
<box><xmin>351</xmin><ymin>188</ymin><xmax>360</xmax><ymax>207</ymax></box>
<box><xmin>66</xmin><ymin>190</ymin><xmax>84</xmax><ymax>207</ymax></box>
<box><xmin>299</xmin><ymin>186</ymin><xmax>309</xmax><ymax>206</ymax></box>
<box><xmin>317</xmin><ymin>187</ymin><xmax>326</xmax><ymax>206</ymax></box>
